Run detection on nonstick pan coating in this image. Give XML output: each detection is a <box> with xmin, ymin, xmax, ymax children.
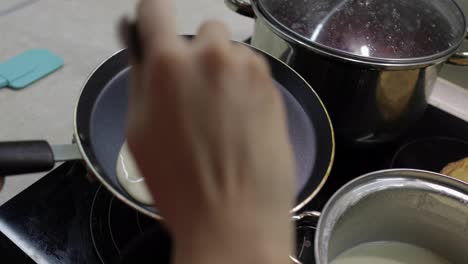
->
<box><xmin>75</xmin><ymin>44</ymin><xmax>334</xmax><ymax>218</ymax></box>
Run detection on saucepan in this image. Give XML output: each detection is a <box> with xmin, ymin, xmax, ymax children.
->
<box><xmin>291</xmin><ymin>169</ymin><xmax>468</xmax><ymax>264</ymax></box>
<box><xmin>226</xmin><ymin>0</ymin><xmax>468</xmax><ymax>145</ymax></box>
<box><xmin>0</xmin><ymin>36</ymin><xmax>334</xmax><ymax>219</ymax></box>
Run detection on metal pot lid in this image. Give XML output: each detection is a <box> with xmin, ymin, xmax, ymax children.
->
<box><xmin>258</xmin><ymin>0</ymin><xmax>466</xmax><ymax>62</ymax></box>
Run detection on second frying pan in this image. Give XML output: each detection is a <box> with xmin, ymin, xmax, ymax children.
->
<box><xmin>0</xmin><ymin>37</ymin><xmax>334</xmax><ymax>218</ymax></box>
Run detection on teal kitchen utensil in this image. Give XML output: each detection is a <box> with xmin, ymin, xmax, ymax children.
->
<box><xmin>0</xmin><ymin>49</ymin><xmax>64</xmax><ymax>89</ymax></box>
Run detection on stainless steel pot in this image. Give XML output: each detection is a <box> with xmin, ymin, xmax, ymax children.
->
<box><xmin>292</xmin><ymin>169</ymin><xmax>468</xmax><ymax>263</ymax></box>
<box><xmin>226</xmin><ymin>0</ymin><xmax>468</xmax><ymax>145</ymax></box>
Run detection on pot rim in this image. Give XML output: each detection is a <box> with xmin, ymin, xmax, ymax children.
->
<box><xmin>314</xmin><ymin>168</ymin><xmax>468</xmax><ymax>263</ymax></box>
<box><xmin>252</xmin><ymin>0</ymin><xmax>467</xmax><ymax>69</ymax></box>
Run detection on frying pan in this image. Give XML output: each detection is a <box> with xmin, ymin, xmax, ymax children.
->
<box><xmin>0</xmin><ymin>36</ymin><xmax>334</xmax><ymax>219</ymax></box>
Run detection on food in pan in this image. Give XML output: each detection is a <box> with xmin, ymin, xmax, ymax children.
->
<box><xmin>441</xmin><ymin>157</ymin><xmax>468</xmax><ymax>183</ymax></box>
<box><xmin>116</xmin><ymin>141</ymin><xmax>154</xmax><ymax>205</ymax></box>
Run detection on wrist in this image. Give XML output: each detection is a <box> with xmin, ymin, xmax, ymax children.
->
<box><xmin>174</xmin><ymin>238</ymin><xmax>291</xmax><ymax>264</ymax></box>
<box><xmin>171</xmin><ymin>214</ymin><xmax>293</xmax><ymax>264</ymax></box>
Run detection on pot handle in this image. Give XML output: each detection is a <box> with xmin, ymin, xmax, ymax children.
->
<box><xmin>290</xmin><ymin>211</ymin><xmax>321</xmax><ymax>264</ymax></box>
<box><xmin>224</xmin><ymin>0</ymin><xmax>255</xmax><ymax>18</ymax></box>
<box><xmin>292</xmin><ymin>211</ymin><xmax>321</xmax><ymax>226</ymax></box>
<box><xmin>447</xmin><ymin>32</ymin><xmax>468</xmax><ymax>66</ymax></box>
<box><xmin>0</xmin><ymin>141</ymin><xmax>81</xmax><ymax>176</ymax></box>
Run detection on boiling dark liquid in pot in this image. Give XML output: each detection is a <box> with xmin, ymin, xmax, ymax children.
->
<box><xmin>265</xmin><ymin>0</ymin><xmax>462</xmax><ymax>60</ymax></box>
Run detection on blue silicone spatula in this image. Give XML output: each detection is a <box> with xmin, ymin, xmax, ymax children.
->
<box><xmin>0</xmin><ymin>49</ymin><xmax>64</xmax><ymax>89</ymax></box>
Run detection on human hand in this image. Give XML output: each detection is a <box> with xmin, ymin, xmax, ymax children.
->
<box><xmin>124</xmin><ymin>1</ymin><xmax>296</xmax><ymax>263</ymax></box>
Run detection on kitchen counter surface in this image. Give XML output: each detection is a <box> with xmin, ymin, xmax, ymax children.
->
<box><xmin>0</xmin><ymin>0</ymin><xmax>466</xmax><ymax>205</ymax></box>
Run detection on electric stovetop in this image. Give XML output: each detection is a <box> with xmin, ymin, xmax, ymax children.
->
<box><xmin>1</xmin><ymin>104</ymin><xmax>467</xmax><ymax>264</ymax></box>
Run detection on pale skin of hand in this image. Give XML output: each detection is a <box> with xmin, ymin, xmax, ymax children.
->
<box><xmin>126</xmin><ymin>1</ymin><xmax>296</xmax><ymax>263</ymax></box>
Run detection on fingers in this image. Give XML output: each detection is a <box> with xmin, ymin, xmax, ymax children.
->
<box><xmin>143</xmin><ymin>46</ymin><xmax>190</xmax><ymax>102</ymax></box>
<box><xmin>232</xmin><ymin>43</ymin><xmax>270</xmax><ymax>74</ymax></box>
<box><xmin>228</xmin><ymin>44</ymin><xmax>281</xmax><ymax>111</ymax></box>
<box><xmin>228</xmin><ymin>43</ymin><xmax>272</xmax><ymax>85</ymax></box>
<box><xmin>193</xmin><ymin>21</ymin><xmax>235</xmax><ymax>78</ymax></box>
<box><xmin>134</xmin><ymin>0</ymin><xmax>187</xmax><ymax>107</ymax></box>
<box><xmin>137</xmin><ymin>0</ymin><xmax>179</xmax><ymax>50</ymax></box>
<box><xmin>194</xmin><ymin>21</ymin><xmax>232</xmax><ymax>55</ymax></box>
<box><xmin>195</xmin><ymin>21</ymin><xmax>231</xmax><ymax>46</ymax></box>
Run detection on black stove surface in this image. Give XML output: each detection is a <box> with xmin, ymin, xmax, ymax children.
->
<box><xmin>90</xmin><ymin>185</ymin><xmax>171</xmax><ymax>264</ymax></box>
<box><xmin>0</xmin><ymin>162</ymin><xmax>99</xmax><ymax>263</ymax></box>
<box><xmin>0</xmin><ymin>161</ymin><xmax>172</xmax><ymax>264</ymax></box>
<box><xmin>0</xmin><ymin>105</ymin><xmax>467</xmax><ymax>264</ymax></box>
<box><xmin>303</xmin><ymin>105</ymin><xmax>468</xmax><ymax>212</ymax></box>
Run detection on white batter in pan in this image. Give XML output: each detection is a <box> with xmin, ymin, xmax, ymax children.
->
<box><xmin>116</xmin><ymin>141</ymin><xmax>154</xmax><ymax>205</ymax></box>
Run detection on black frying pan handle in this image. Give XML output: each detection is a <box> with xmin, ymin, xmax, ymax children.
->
<box><xmin>0</xmin><ymin>141</ymin><xmax>55</xmax><ymax>176</ymax></box>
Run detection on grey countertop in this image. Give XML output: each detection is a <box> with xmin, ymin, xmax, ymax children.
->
<box><xmin>0</xmin><ymin>0</ymin><xmax>466</xmax><ymax>205</ymax></box>
<box><xmin>0</xmin><ymin>0</ymin><xmax>252</xmax><ymax>205</ymax></box>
